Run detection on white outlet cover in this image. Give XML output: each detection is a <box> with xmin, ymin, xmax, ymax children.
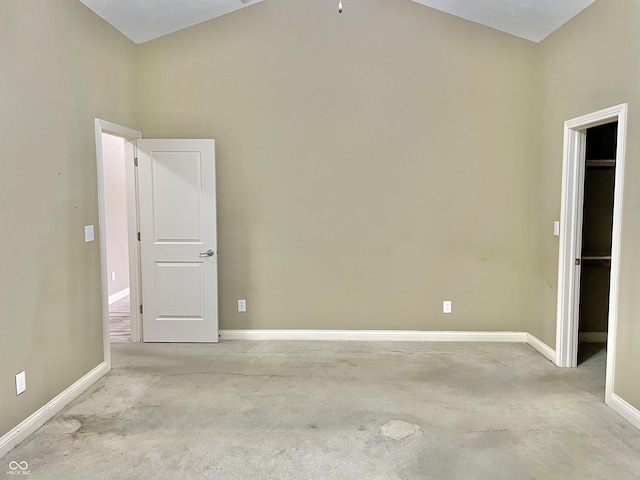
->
<box><xmin>84</xmin><ymin>225</ymin><xmax>95</xmax><ymax>242</ymax></box>
<box><xmin>238</xmin><ymin>299</ymin><xmax>247</xmax><ymax>313</ymax></box>
<box><xmin>554</xmin><ymin>221</ymin><xmax>560</xmax><ymax>236</ymax></box>
<box><xmin>16</xmin><ymin>371</ymin><xmax>26</xmax><ymax>395</ymax></box>
<box><xmin>443</xmin><ymin>301</ymin><xmax>452</xmax><ymax>314</ymax></box>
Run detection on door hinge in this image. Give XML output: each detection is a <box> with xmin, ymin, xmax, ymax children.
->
<box><xmin>137</xmin><ymin>232</ymin><xmax>141</xmax><ymax>241</ymax></box>
<box><xmin>134</xmin><ymin>157</ymin><xmax>139</xmax><ymax>167</ymax></box>
<box><xmin>140</xmin><ymin>305</ymin><xmax>143</xmax><ymax>314</ymax></box>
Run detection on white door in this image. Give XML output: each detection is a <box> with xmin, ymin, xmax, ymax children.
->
<box><xmin>137</xmin><ymin>139</ymin><xmax>218</xmax><ymax>342</ymax></box>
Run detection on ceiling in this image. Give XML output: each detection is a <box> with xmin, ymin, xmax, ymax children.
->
<box><xmin>79</xmin><ymin>0</ymin><xmax>265</xmax><ymax>44</ymax></box>
<box><xmin>412</xmin><ymin>0</ymin><xmax>597</xmax><ymax>42</ymax></box>
<box><xmin>79</xmin><ymin>0</ymin><xmax>597</xmax><ymax>45</ymax></box>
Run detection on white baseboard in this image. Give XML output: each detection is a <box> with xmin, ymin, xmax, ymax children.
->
<box><xmin>579</xmin><ymin>332</ymin><xmax>608</xmax><ymax>343</ymax></box>
<box><xmin>526</xmin><ymin>333</ymin><xmax>556</xmax><ymax>363</ymax></box>
<box><xmin>0</xmin><ymin>362</ymin><xmax>109</xmax><ymax>459</ymax></box>
<box><xmin>608</xmin><ymin>393</ymin><xmax>640</xmax><ymax>431</ymax></box>
<box><xmin>108</xmin><ymin>287</ymin><xmax>130</xmax><ymax>305</ymax></box>
<box><xmin>220</xmin><ymin>329</ymin><xmax>528</xmax><ymax>342</ymax></box>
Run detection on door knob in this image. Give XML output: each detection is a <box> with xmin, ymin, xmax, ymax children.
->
<box><xmin>199</xmin><ymin>249</ymin><xmax>215</xmax><ymax>257</ymax></box>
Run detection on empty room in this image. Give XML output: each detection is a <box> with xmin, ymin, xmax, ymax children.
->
<box><xmin>2</xmin><ymin>0</ymin><xmax>640</xmax><ymax>478</ymax></box>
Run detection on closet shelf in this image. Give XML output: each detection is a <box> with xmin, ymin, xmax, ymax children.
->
<box><xmin>581</xmin><ymin>256</ymin><xmax>611</xmax><ymax>265</ymax></box>
<box><xmin>586</xmin><ymin>159</ymin><xmax>616</xmax><ymax>167</ymax></box>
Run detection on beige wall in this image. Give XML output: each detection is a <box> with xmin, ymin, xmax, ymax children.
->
<box><xmin>102</xmin><ymin>134</ymin><xmax>130</xmax><ymax>298</ymax></box>
<box><xmin>0</xmin><ymin>0</ymin><xmax>136</xmax><ymax>438</ymax></box>
<box><xmin>135</xmin><ymin>0</ymin><xmax>543</xmax><ymax>332</ymax></box>
<box><xmin>535</xmin><ymin>0</ymin><xmax>640</xmax><ymax>409</ymax></box>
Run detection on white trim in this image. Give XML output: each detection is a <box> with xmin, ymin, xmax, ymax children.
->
<box><xmin>526</xmin><ymin>333</ymin><xmax>556</xmax><ymax>363</ymax></box>
<box><xmin>95</xmin><ymin>119</ymin><xmax>142</xmax><ymax>140</ymax></box>
<box><xmin>220</xmin><ymin>330</ymin><xmax>528</xmax><ymax>342</ymax></box>
<box><xmin>108</xmin><ymin>287</ymin><xmax>130</xmax><ymax>305</ymax></box>
<box><xmin>605</xmin><ymin>105</ymin><xmax>627</xmax><ymax>404</ymax></box>
<box><xmin>556</xmin><ymin>104</ymin><xmax>627</xmax><ymax>374</ymax></box>
<box><xmin>0</xmin><ymin>362</ymin><xmax>109</xmax><ymax>459</ymax></box>
<box><xmin>608</xmin><ymin>393</ymin><xmax>640</xmax><ymax>431</ymax></box>
<box><xmin>95</xmin><ymin>119</ymin><xmax>143</xmax><ymax>363</ymax></box>
<box><xmin>579</xmin><ymin>332</ymin><xmax>608</xmax><ymax>343</ymax></box>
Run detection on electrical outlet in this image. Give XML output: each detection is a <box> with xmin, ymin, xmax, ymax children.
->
<box><xmin>553</xmin><ymin>221</ymin><xmax>560</xmax><ymax>236</ymax></box>
<box><xmin>84</xmin><ymin>225</ymin><xmax>94</xmax><ymax>242</ymax></box>
<box><xmin>237</xmin><ymin>299</ymin><xmax>247</xmax><ymax>313</ymax></box>
<box><xmin>111</xmin><ymin>272</ymin><xmax>116</xmax><ymax>282</ymax></box>
<box><xmin>443</xmin><ymin>301</ymin><xmax>452</xmax><ymax>314</ymax></box>
<box><xmin>16</xmin><ymin>371</ymin><xmax>26</xmax><ymax>396</ymax></box>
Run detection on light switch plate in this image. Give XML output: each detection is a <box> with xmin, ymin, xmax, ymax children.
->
<box><xmin>16</xmin><ymin>371</ymin><xmax>26</xmax><ymax>395</ymax></box>
<box><xmin>84</xmin><ymin>225</ymin><xmax>95</xmax><ymax>242</ymax></box>
<box><xmin>553</xmin><ymin>221</ymin><xmax>560</xmax><ymax>236</ymax></box>
<box><xmin>443</xmin><ymin>301</ymin><xmax>452</xmax><ymax>314</ymax></box>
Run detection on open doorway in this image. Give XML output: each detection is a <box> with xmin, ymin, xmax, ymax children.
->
<box><xmin>556</xmin><ymin>103</ymin><xmax>627</xmax><ymax>409</ymax></box>
<box><xmin>95</xmin><ymin>120</ymin><xmax>220</xmax><ymax>353</ymax></box>
<box><xmin>577</xmin><ymin>122</ymin><xmax>617</xmax><ymax>365</ymax></box>
<box><xmin>94</xmin><ymin>119</ymin><xmax>143</xmax><ymax>368</ymax></box>
<box><xmin>102</xmin><ymin>133</ymin><xmax>132</xmax><ymax>343</ymax></box>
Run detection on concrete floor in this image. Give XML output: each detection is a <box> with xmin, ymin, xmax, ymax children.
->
<box><xmin>4</xmin><ymin>341</ymin><xmax>640</xmax><ymax>479</ymax></box>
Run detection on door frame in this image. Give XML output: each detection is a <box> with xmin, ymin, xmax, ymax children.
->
<box><xmin>556</xmin><ymin>103</ymin><xmax>627</xmax><ymax>397</ymax></box>
<box><xmin>94</xmin><ymin>119</ymin><xmax>143</xmax><ymax>368</ymax></box>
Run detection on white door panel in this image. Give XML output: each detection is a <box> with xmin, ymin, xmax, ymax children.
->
<box><xmin>137</xmin><ymin>139</ymin><xmax>218</xmax><ymax>342</ymax></box>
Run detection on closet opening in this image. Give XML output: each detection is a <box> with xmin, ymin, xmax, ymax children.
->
<box><xmin>577</xmin><ymin>122</ymin><xmax>617</xmax><ymax>365</ymax></box>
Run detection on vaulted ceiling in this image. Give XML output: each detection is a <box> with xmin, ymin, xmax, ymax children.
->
<box><xmin>79</xmin><ymin>0</ymin><xmax>597</xmax><ymax>44</ymax></box>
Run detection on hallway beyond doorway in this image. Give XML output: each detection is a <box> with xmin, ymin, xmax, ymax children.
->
<box><xmin>109</xmin><ymin>295</ymin><xmax>131</xmax><ymax>343</ymax></box>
